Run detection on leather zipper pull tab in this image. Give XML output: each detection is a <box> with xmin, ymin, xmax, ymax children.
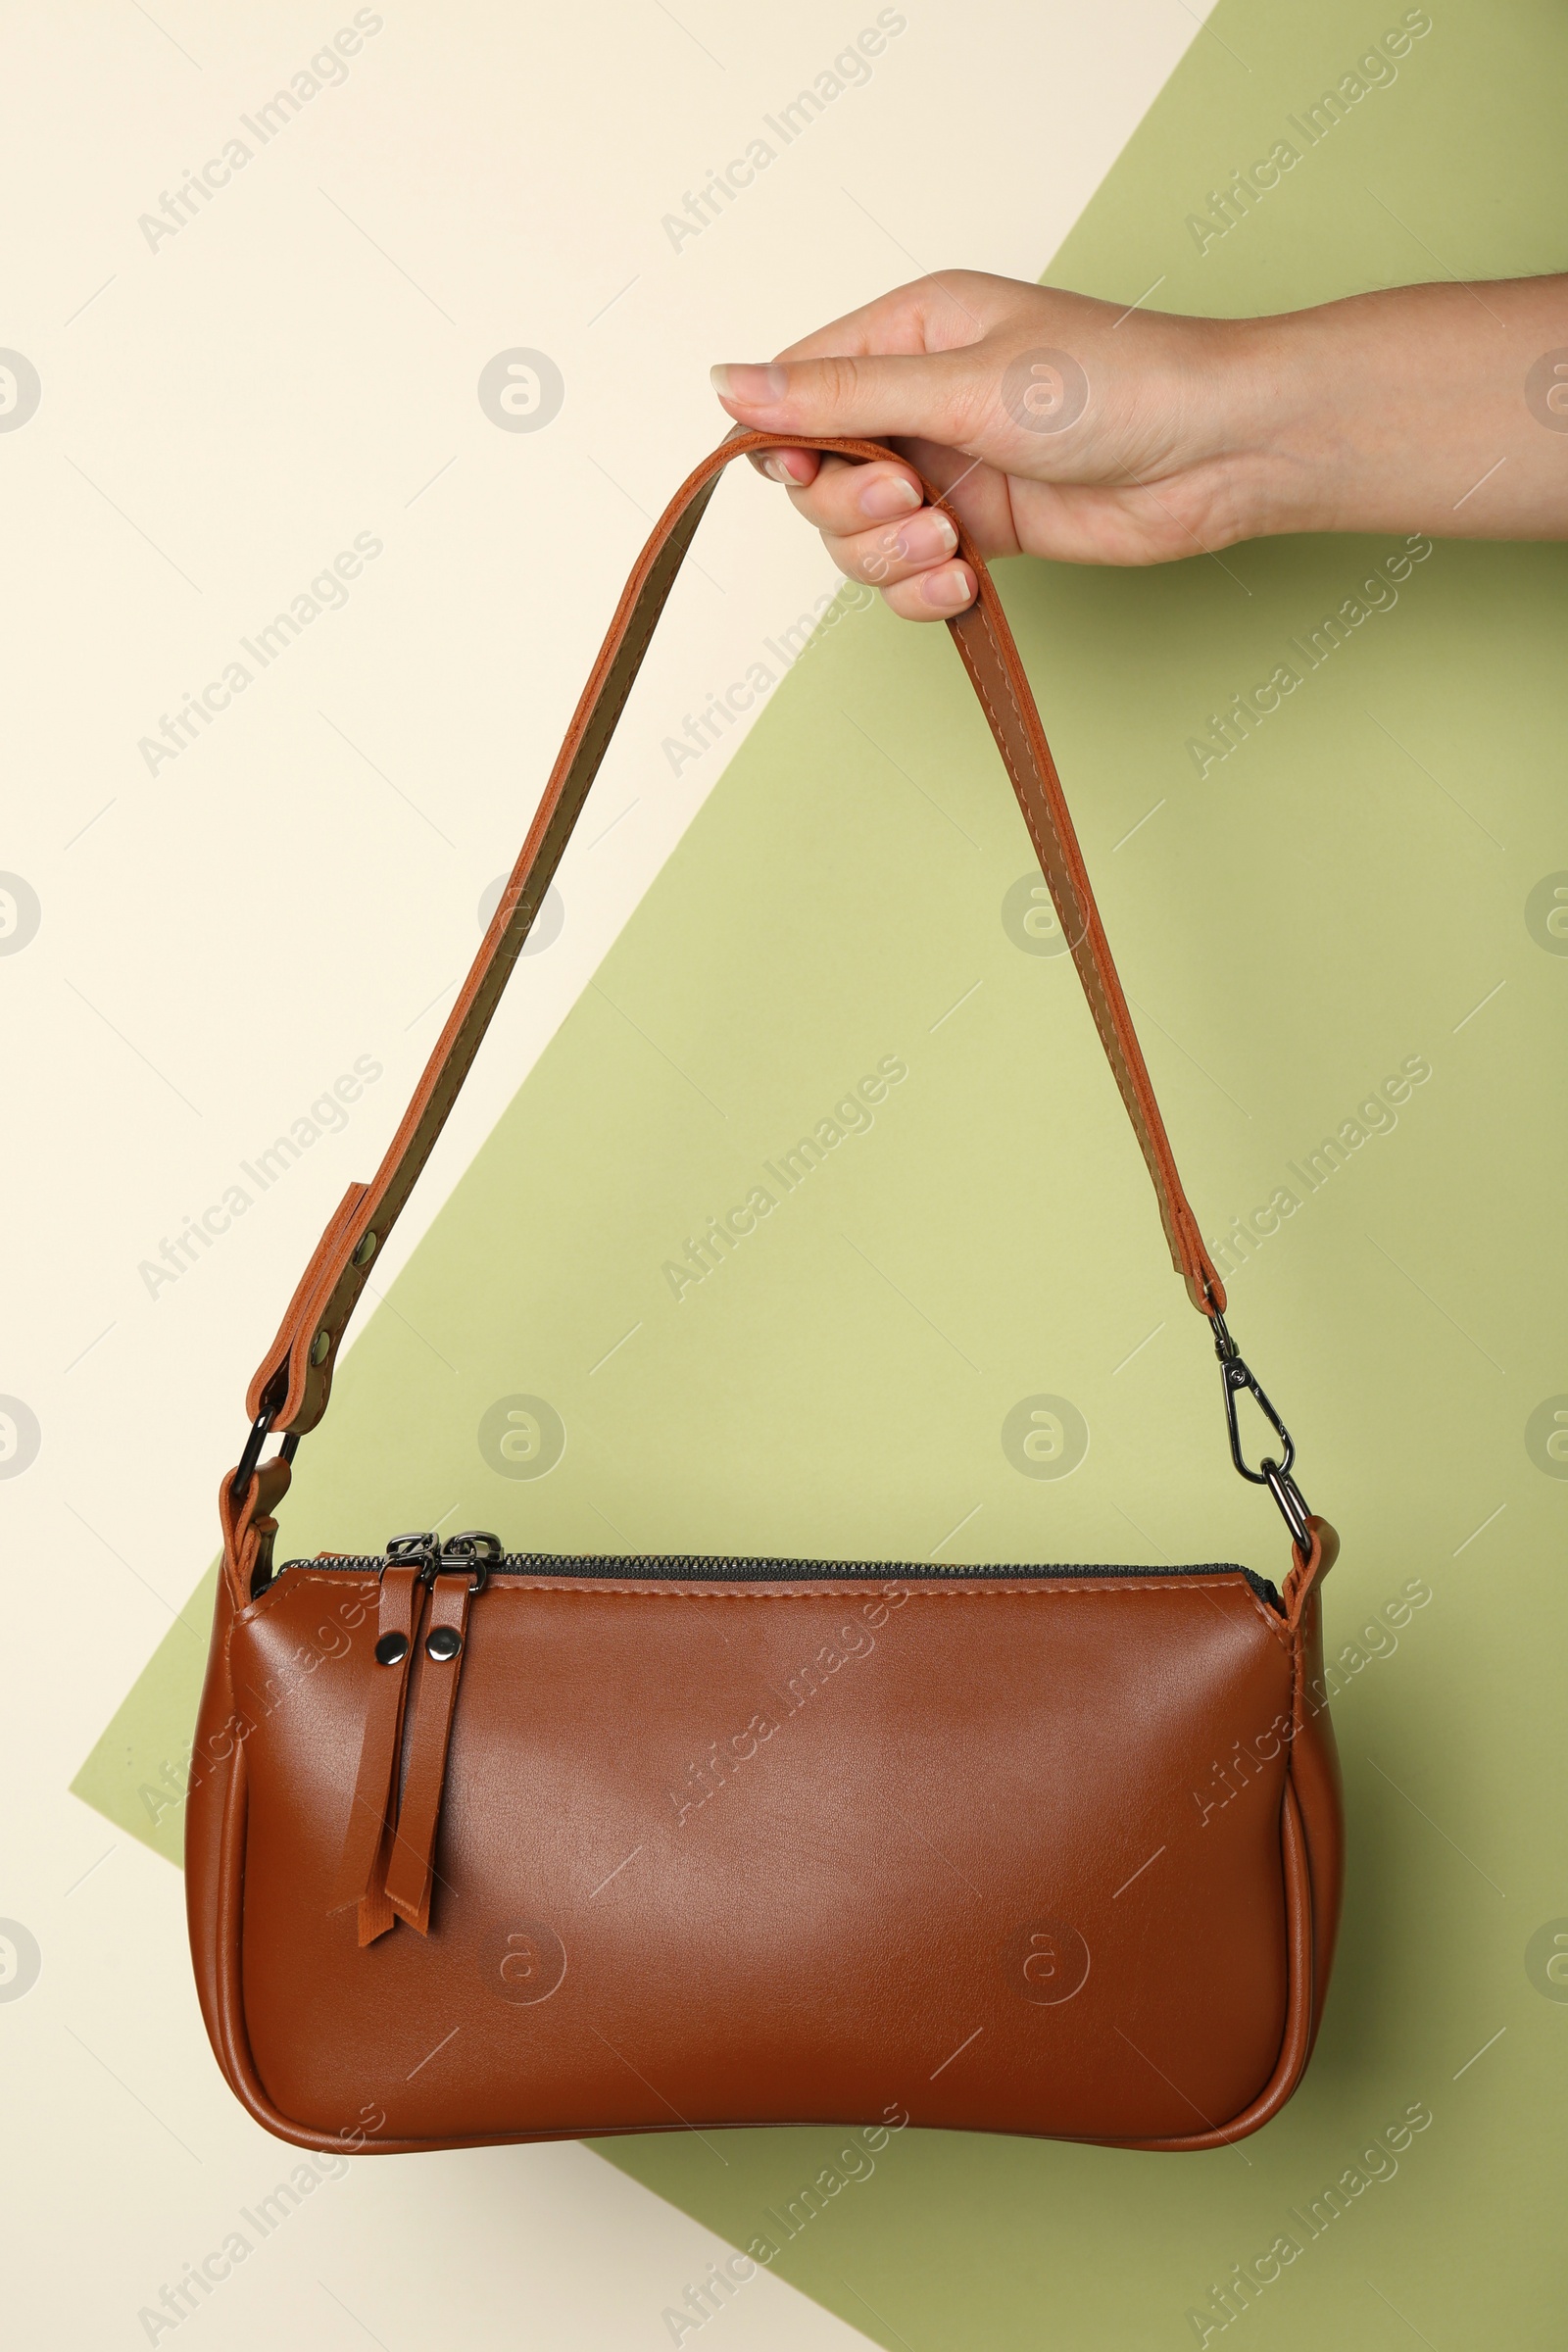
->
<box><xmin>328</xmin><ymin>1557</ymin><xmax>423</xmax><ymax>1945</ymax></box>
<box><xmin>383</xmin><ymin>1568</ymin><xmax>473</xmax><ymax>1935</ymax></box>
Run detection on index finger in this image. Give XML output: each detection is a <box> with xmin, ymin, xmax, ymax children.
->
<box><xmin>773</xmin><ymin>269</ymin><xmax>1015</xmax><ymax>365</ymax></box>
<box><xmin>741</xmin><ymin>270</ymin><xmax>1012</xmax><ymax>480</ymax></box>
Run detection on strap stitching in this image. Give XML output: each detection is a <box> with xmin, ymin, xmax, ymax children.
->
<box><xmin>953</xmin><ymin>619</ymin><xmax>1194</xmax><ymax>1276</ymax></box>
<box><xmin>251</xmin><ymin>432</ymin><xmax>1223</xmax><ymax>1433</ymax></box>
<box><xmin>290</xmin><ymin>518</ymin><xmax>697</xmax><ymax>1412</ymax></box>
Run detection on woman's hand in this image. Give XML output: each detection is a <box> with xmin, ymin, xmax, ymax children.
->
<box><xmin>710</xmin><ymin>267</ymin><xmax>1568</xmax><ymax>619</ymax></box>
<box><xmin>710</xmin><ymin>270</ymin><xmax>1274</xmax><ymax>619</ymax></box>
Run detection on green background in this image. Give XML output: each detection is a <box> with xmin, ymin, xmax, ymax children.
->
<box><xmin>75</xmin><ymin>2</ymin><xmax>1567</xmax><ymax>2342</ymax></box>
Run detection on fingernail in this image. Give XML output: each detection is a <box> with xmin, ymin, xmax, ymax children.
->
<box><xmin>710</xmin><ymin>363</ymin><xmax>789</xmax><ymax>406</ymax></box>
<box><xmin>760</xmin><ymin>456</ymin><xmax>788</xmax><ymax>483</ymax></box>
<box><xmin>921</xmin><ymin>564</ymin><xmax>973</xmax><ymax>610</ymax></box>
<box><xmin>858</xmin><ymin>473</ymin><xmax>922</xmax><ymax>520</ymax></box>
<box><xmin>892</xmin><ymin>510</ymin><xmax>958</xmax><ymax>564</ymax></box>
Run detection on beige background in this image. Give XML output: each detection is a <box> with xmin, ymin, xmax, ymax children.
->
<box><xmin>1</xmin><ymin>3</ymin><xmax>1212</xmax><ymax>2342</ymax></box>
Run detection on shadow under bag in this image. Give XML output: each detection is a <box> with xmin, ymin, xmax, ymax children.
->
<box><xmin>187</xmin><ymin>429</ymin><xmax>1344</xmax><ymax>2154</ymax></box>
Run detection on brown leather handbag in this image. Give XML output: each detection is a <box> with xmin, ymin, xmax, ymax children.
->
<box><xmin>188</xmin><ymin>431</ymin><xmax>1342</xmax><ymax>2155</ymax></box>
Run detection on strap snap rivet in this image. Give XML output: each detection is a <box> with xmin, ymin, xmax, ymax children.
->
<box><xmin>353</xmin><ymin>1230</ymin><xmax>378</xmax><ymax>1269</ymax></box>
<box><xmin>374</xmin><ymin>1632</ymin><xmax>409</xmax><ymax>1666</ymax></box>
<box><xmin>426</xmin><ymin>1626</ymin><xmax>463</xmax><ymax>1662</ymax></box>
<box><xmin>310</xmin><ymin>1329</ymin><xmax>331</xmax><ymax>1367</ymax></box>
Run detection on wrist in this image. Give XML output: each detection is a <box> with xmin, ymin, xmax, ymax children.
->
<box><xmin>1205</xmin><ymin>310</ymin><xmax>1350</xmax><ymax>543</ymax></box>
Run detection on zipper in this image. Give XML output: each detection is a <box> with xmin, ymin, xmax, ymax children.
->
<box><xmin>275</xmin><ymin>1532</ymin><xmax>1283</xmax><ymax>1613</ymax></box>
<box><xmin>281</xmin><ymin>1531</ymin><xmax>1285</xmax><ymax>1954</ymax></box>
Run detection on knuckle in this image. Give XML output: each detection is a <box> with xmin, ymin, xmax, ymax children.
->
<box><xmin>810</xmin><ymin>353</ymin><xmax>861</xmax><ymax>412</ymax></box>
<box><xmin>912</xmin><ymin>270</ymin><xmax>964</xmax><ymax>309</ymax></box>
<box><xmin>940</xmin><ymin>368</ymin><xmax>994</xmax><ymax>446</ymax></box>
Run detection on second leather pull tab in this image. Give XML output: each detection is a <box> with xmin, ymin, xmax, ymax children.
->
<box><xmin>329</xmin><ymin>1562</ymin><xmax>422</xmax><ymax>1945</ymax></box>
<box><xmin>384</xmin><ymin>1571</ymin><xmax>473</xmax><ymax>1936</ymax></box>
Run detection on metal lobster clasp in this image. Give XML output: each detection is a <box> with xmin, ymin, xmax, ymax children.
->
<box><xmin>1208</xmin><ymin>1305</ymin><xmax>1312</xmax><ymax>1557</ymax></box>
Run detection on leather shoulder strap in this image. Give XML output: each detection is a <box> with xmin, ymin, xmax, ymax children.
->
<box><xmin>246</xmin><ymin>430</ymin><xmax>1224</xmax><ymax>1440</ymax></box>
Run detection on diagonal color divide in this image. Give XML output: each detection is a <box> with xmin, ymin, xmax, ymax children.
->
<box><xmin>74</xmin><ymin>6</ymin><xmax>1568</xmax><ymax>2349</ymax></box>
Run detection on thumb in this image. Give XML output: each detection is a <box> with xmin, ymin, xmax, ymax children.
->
<box><xmin>710</xmin><ymin>348</ymin><xmax>986</xmax><ymax>451</ymax></box>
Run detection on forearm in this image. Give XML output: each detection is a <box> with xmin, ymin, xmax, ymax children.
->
<box><xmin>710</xmin><ymin>267</ymin><xmax>1568</xmax><ymax>606</ymax></box>
<box><xmin>1229</xmin><ymin>275</ymin><xmax>1568</xmax><ymax>542</ymax></box>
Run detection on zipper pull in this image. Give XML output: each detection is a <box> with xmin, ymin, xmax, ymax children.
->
<box><xmin>437</xmin><ymin>1530</ymin><xmax>502</xmax><ymax>1590</ymax></box>
<box><xmin>333</xmin><ymin>1532</ymin><xmax>495</xmax><ymax>1944</ymax></box>
<box><xmin>384</xmin><ymin>1563</ymin><xmax>476</xmax><ymax>1935</ymax></box>
<box><xmin>382</xmin><ymin>1531</ymin><xmax>439</xmax><ymax>1576</ymax></box>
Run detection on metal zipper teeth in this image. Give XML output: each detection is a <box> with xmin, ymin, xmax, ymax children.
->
<box><xmin>280</xmin><ymin>1553</ymin><xmax>1282</xmax><ymax>1609</ymax></box>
